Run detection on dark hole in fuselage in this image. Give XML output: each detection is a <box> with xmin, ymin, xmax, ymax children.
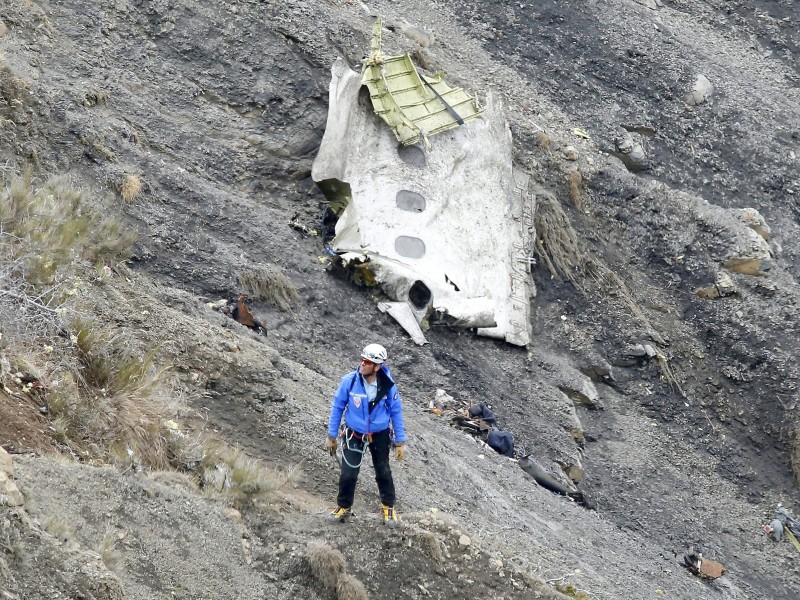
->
<box><xmin>408</xmin><ymin>280</ymin><xmax>432</xmax><ymax>309</ymax></box>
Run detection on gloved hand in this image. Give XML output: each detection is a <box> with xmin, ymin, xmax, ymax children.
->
<box><xmin>394</xmin><ymin>443</ymin><xmax>406</xmax><ymax>461</ymax></box>
<box><xmin>325</xmin><ymin>435</ymin><xmax>337</xmax><ymax>456</ymax></box>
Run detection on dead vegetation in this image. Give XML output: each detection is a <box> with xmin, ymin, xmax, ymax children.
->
<box><xmin>535</xmin><ymin>130</ymin><xmax>551</xmax><ymax>152</ymax></box>
<box><xmin>306</xmin><ymin>539</ymin><xmax>369</xmax><ymax>599</ymax></box>
<box><xmin>47</xmin><ymin>318</ymin><xmax>186</xmax><ymax>471</ymax></box>
<box><xmin>118</xmin><ymin>173</ymin><xmax>142</xmax><ymax>203</ymax></box>
<box><xmin>0</xmin><ymin>55</ymin><xmax>29</xmax><ymax>124</ymax></box>
<box><xmin>307</xmin><ymin>539</ymin><xmax>346</xmax><ymax>591</ymax></box>
<box><xmin>534</xmin><ymin>186</ymin><xmax>676</xmax><ymax>382</ymax></box>
<box><xmin>199</xmin><ymin>442</ymin><xmax>300</xmax><ymax>502</ymax></box>
<box><xmin>97</xmin><ymin>530</ymin><xmax>124</xmax><ymax>574</ymax></box>
<box><xmin>0</xmin><ymin>171</ymin><xmax>178</xmax><ymax>471</ymax></box>
<box><xmin>0</xmin><ymin>170</ymin><xmax>136</xmax><ymax>288</ymax></box>
<box><xmin>235</xmin><ymin>264</ymin><xmax>299</xmax><ymax>311</ymax></box>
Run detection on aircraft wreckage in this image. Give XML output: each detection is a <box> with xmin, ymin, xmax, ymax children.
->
<box><xmin>312</xmin><ymin>20</ymin><xmax>537</xmax><ymax>346</ymax></box>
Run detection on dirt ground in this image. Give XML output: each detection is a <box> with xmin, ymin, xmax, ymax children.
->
<box><xmin>2</xmin><ymin>0</ymin><xmax>800</xmax><ymax>599</ymax></box>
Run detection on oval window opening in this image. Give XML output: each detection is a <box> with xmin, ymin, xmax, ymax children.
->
<box><xmin>395</xmin><ymin>236</ymin><xmax>426</xmax><ymax>259</ymax></box>
<box><xmin>396</xmin><ymin>190</ymin><xmax>426</xmax><ymax>212</ymax></box>
<box><xmin>397</xmin><ymin>144</ymin><xmax>427</xmax><ymax>168</ymax></box>
<box><xmin>408</xmin><ymin>280</ymin><xmax>432</xmax><ymax>309</ymax></box>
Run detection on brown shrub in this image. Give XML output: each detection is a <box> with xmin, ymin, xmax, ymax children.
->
<box><xmin>0</xmin><ymin>59</ymin><xmax>29</xmax><ymax>120</ymax></box>
<box><xmin>119</xmin><ymin>173</ymin><xmax>142</xmax><ymax>203</ymax></box>
<box><xmin>337</xmin><ymin>573</ymin><xmax>369</xmax><ymax>600</ymax></box>
<box><xmin>0</xmin><ymin>170</ymin><xmax>136</xmax><ymax>287</ymax></box>
<box><xmin>535</xmin><ymin>130</ymin><xmax>551</xmax><ymax>152</ymax></box>
<box><xmin>306</xmin><ymin>539</ymin><xmax>346</xmax><ymax>591</ymax></box>
<box><xmin>235</xmin><ymin>265</ymin><xmax>298</xmax><ymax>312</ymax></box>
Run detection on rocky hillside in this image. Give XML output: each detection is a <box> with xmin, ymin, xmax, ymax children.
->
<box><xmin>1</xmin><ymin>1</ymin><xmax>799</xmax><ymax>599</ymax></box>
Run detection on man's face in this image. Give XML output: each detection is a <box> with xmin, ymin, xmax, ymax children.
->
<box><xmin>359</xmin><ymin>357</ymin><xmax>380</xmax><ymax>377</ymax></box>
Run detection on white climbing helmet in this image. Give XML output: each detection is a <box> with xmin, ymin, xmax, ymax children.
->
<box><xmin>361</xmin><ymin>343</ymin><xmax>388</xmax><ymax>364</ymax></box>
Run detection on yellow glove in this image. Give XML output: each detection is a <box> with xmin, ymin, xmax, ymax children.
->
<box><xmin>394</xmin><ymin>443</ymin><xmax>406</xmax><ymax>461</ymax></box>
<box><xmin>325</xmin><ymin>435</ymin><xmax>337</xmax><ymax>456</ymax></box>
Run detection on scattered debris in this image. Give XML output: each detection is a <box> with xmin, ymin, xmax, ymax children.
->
<box><xmin>378</xmin><ymin>301</ymin><xmax>428</xmax><ymax>345</ymax></box>
<box><xmin>696</xmin><ymin>271</ymin><xmax>737</xmax><ymax>299</ymax></box>
<box><xmin>425</xmin><ymin>389</ymin><xmax>453</xmax><ymax>415</ymax></box>
<box><xmin>467</xmin><ymin>403</ymin><xmax>497</xmax><ymax>426</ymax></box>
<box><xmin>518</xmin><ymin>455</ymin><xmax>592</xmax><ymax>508</ymax></box>
<box><xmin>764</xmin><ymin>506</ymin><xmax>800</xmax><ymax>554</ymax></box>
<box><xmin>289</xmin><ymin>215</ymin><xmax>318</xmax><ymax>237</ymax></box>
<box><xmin>421</xmin><ymin>394</ymin><xmax>592</xmax><ymax>507</ymax></box>
<box><xmin>361</xmin><ymin>19</ymin><xmax>482</xmax><ymax>146</ymax></box>
<box><xmin>682</xmin><ymin>547</ymin><xmax>725</xmax><ymax>579</ymax></box>
<box><xmin>613</xmin><ymin>343</ymin><xmax>658</xmax><ymax>367</ymax></box>
<box><xmin>230</xmin><ymin>294</ymin><xmax>267</xmax><ymax>335</ymax></box>
<box><xmin>486</xmin><ymin>430</ymin><xmax>514</xmax><ymax>457</ymax></box>
<box><xmin>208</xmin><ymin>295</ymin><xmax>267</xmax><ymax>335</ymax></box>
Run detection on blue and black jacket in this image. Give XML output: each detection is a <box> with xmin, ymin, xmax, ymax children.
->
<box><xmin>327</xmin><ymin>365</ymin><xmax>407</xmax><ymax>443</ymax></box>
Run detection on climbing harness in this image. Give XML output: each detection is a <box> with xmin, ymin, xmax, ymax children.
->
<box><xmin>340</xmin><ymin>426</ymin><xmax>373</xmax><ymax>469</ymax></box>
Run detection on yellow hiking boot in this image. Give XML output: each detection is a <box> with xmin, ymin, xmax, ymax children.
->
<box><xmin>326</xmin><ymin>506</ymin><xmax>351</xmax><ymax>523</ymax></box>
<box><xmin>381</xmin><ymin>504</ymin><xmax>398</xmax><ymax>528</ymax></box>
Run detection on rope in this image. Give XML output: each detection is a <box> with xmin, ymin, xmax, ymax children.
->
<box><xmin>341</xmin><ymin>428</ymin><xmax>370</xmax><ymax>469</ymax></box>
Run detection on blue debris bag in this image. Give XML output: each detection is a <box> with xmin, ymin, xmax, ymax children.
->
<box><xmin>487</xmin><ymin>430</ymin><xmax>514</xmax><ymax>457</ymax></box>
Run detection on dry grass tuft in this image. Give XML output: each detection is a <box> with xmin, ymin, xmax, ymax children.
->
<box><xmin>0</xmin><ymin>59</ymin><xmax>30</xmax><ymax>121</ymax></box>
<box><xmin>337</xmin><ymin>573</ymin><xmax>370</xmax><ymax>600</ymax></box>
<box><xmin>44</xmin><ymin>517</ymin><xmax>73</xmax><ymax>544</ymax></box>
<box><xmin>119</xmin><ymin>173</ymin><xmax>142</xmax><ymax>203</ymax></box>
<box><xmin>84</xmin><ymin>89</ymin><xmax>109</xmax><ymax>108</ymax></box>
<box><xmin>420</xmin><ymin>530</ymin><xmax>444</xmax><ymax>566</ymax></box>
<box><xmin>534</xmin><ymin>186</ymin><xmax>584</xmax><ymax>285</ymax></box>
<box><xmin>46</xmin><ymin>318</ymin><xmax>186</xmax><ymax>471</ymax></box>
<box><xmin>307</xmin><ymin>539</ymin><xmax>346</xmax><ymax>591</ymax></box>
<box><xmin>533</xmin><ymin>185</ymin><xmax>677</xmax><ymax>386</ymax></box>
<box><xmin>98</xmin><ymin>530</ymin><xmax>124</xmax><ymax>574</ymax></box>
<box><xmin>554</xmin><ymin>582</ymin><xmax>591</xmax><ymax>599</ymax></box>
<box><xmin>0</xmin><ymin>170</ymin><xmax>136</xmax><ymax>287</ymax></box>
<box><xmin>235</xmin><ymin>265</ymin><xmax>299</xmax><ymax>312</ymax></box>
<box><xmin>200</xmin><ymin>442</ymin><xmax>300</xmax><ymax>501</ymax></box>
<box><xmin>535</xmin><ymin>130</ymin><xmax>551</xmax><ymax>152</ymax></box>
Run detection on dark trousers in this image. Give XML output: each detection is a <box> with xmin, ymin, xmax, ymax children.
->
<box><xmin>337</xmin><ymin>427</ymin><xmax>395</xmax><ymax>509</ymax></box>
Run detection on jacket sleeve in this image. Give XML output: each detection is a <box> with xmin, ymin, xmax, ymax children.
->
<box><xmin>389</xmin><ymin>386</ymin><xmax>407</xmax><ymax>443</ymax></box>
<box><xmin>327</xmin><ymin>375</ymin><xmax>350</xmax><ymax>438</ymax></box>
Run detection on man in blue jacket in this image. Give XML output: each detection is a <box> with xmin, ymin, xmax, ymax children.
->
<box><xmin>325</xmin><ymin>343</ymin><xmax>407</xmax><ymax>527</ymax></box>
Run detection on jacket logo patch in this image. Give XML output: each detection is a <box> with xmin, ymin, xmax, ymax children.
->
<box><xmin>352</xmin><ymin>393</ymin><xmax>366</xmax><ymax>409</ymax></box>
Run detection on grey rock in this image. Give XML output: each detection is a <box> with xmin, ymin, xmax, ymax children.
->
<box><xmin>685</xmin><ymin>74</ymin><xmax>714</xmax><ymax>105</ymax></box>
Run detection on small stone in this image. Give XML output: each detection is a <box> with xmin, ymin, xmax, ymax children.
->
<box><xmin>562</xmin><ymin>145</ymin><xmax>578</xmax><ymax>161</ymax></box>
<box><xmin>458</xmin><ymin>535</ymin><xmax>471</xmax><ymax>547</ymax></box>
<box><xmin>685</xmin><ymin>74</ymin><xmax>713</xmax><ymax>105</ymax></box>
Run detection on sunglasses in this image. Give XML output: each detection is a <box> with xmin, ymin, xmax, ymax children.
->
<box><xmin>360</xmin><ymin>358</ymin><xmax>376</xmax><ymax>366</ymax></box>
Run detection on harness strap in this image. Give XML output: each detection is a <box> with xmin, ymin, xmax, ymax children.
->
<box><xmin>340</xmin><ymin>427</ymin><xmax>371</xmax><ymax>469</ymax></box>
